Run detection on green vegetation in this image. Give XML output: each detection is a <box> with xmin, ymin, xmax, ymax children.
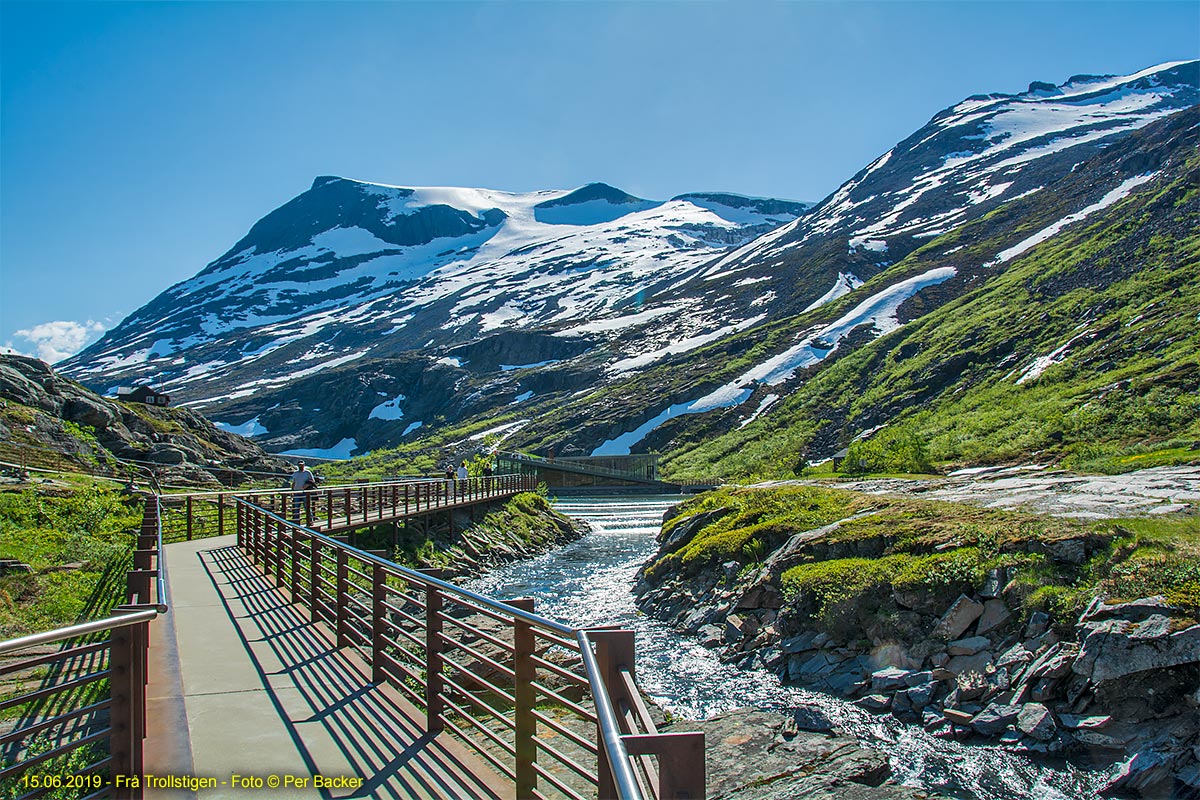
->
<box><xmin>353</xmin><ymin>492</ymin><xmax>574</xmax><ymax>572</ymax></box>
<box><xmin>842</xmin><ymin>425</ymin><xmax>932</xmax><ymax>475</ymax></box>
<box><xmin>651</xmin><ymin>485</ymin><xmax>1200</xmax><ymax>637</ymax></box>
<box><xmin>0</xmin><ymin>486</ymin><xmax>141</xmax><ymax>636</ymax></box>
<box><xmin>659</xmin><ymin>142</ymin><xmax>1200</xmax><ymax>481</ymax></box>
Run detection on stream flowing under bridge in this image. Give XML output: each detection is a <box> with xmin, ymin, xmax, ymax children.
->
<box><xmin>0</xmin><ymin>476</ymin><xmax>705</xmax><ymax>799</ymax></box>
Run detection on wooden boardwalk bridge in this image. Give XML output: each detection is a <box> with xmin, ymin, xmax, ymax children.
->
<box><xmin>1</xmin><ymin>476</ymin><xmax>706</xmax><ymax>799</ymax></box>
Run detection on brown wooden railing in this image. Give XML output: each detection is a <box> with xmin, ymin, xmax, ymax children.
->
<box><xmin>158</xmin><ymin>474</ymin><xmax>537</xmax><ymax>544</ymax></box>
<box><xmin>0</xmin><ymin>498</ymin><xmax>167</xmax><ymax>800</ymax></box>
<box><xmin>235</xmin><ymin>498</ymin><xmax>704</xmax><ymax>799</ymax></box>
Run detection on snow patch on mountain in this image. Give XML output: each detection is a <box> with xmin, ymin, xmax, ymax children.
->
<box><xmin>993</xmin><ymin>172</ymin><xmax>1160</xmax><ymax>264</ymax></box>
<box><xmin>279</xmin><ymin>438</ymin><xmax>360</xmax><ymax>459</ymax></box>
<box><xmin>368</xmin><ymin>394</ymin><xmax>406</xmax><ymax>420</ymax></box>
<box><xmin>594</xmin><ymin>266</ymin><xmax>957</xmax><ymax>454</ymax></box>
<box><xmin>803</xmin><ymin>272</ymin><xmax>864</xmax><ymax>313</ymax></box>
<box><xmin>214</xmin><ymin>416</ymin><xmax>269</xmax><ymax>437</ymax></box>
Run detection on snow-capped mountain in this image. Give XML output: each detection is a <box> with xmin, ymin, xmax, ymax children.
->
<box><xmin>671</xmin><ymin>60</ymin><xmax>1199</xmax><ymax>318</ymax></box>
<box><xmin>62</xmin><ymin>181</ymin><xmax>808</xmax><ymax>452</ymax></box>
<box><xmin>62</xmin><ymin>60</ymin><xmax>1198</xmax><ymax>459</ymax></box>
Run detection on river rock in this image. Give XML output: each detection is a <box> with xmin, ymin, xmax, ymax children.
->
<box><xmin>792</xmin><ymin>705</ymin><xmax>837</xmax><ymax>733</ymax></box>
<box><xmin>1025</xmin><ymin>642</ymin><xmax>1076</xmax><ymax>681</ymax></box>
<box><xmin>933</xmin><ymin>595</ymin><xmax>984</xmax><ymax>640</ymax></box>
<box><xmin>1016</xmin><ymin>703</ymin><xmax>1057</xmax><ymax>741</ymax></box>
<box><xmin>975</xmin><ymin>599</ymin><xmax>1012</xmax><ymax>635</ymax></box>
<box><xmin>699</xmin><ymin>623</ymin><xmax>725</xmax><ymax>647</ymax></box>
<box><xmin>1058</xmin><ymin>714</ymin><xmax>1111</xmax><ymax>730</ymax></box>
<box><xmin>1072</xmin><ymin>617</ymin><xmax>1200</xmax><ymax>683</ymax></box>
<box><xmin>904</xmin><ymin>681</ymin><xmax>939</xmax><ymax>710</ymax></box>
<box><xmin>1081</xmin><ymin>595</ymin><xmax>1180</xmax><ymax>624</ymax></box>
<box><xmin>1101</xmin><ymin>750</ymin><xmax>1174</xmax><ymax>797</ymax></box>
<box><xmin>943</xmin><ymin>708</ymin><xmax>974</xmax><ymax>726</ymax></box>
<box><xmin>903</xmin><ymin>670</ymin><xmax>934</xmax><ymax>687</ymax></box>
<box><xmin>661</xmin><ymin>507</ymin><xmax>730</xmax><ymax>554</ymax></box>
<box><xmin>947</xmin><ymin>636</ymin><xmax>990</xmax><ymax>655</ymax></box>
<box><xmin>980</xmin><ymin>567</ymin><xmax>1005</xmax><ymax>599</ymax></box>
<box><xmin>971</xmin><ymin>703</ymin><xmax>1022</xmax><ymax>736</ymax></box>
<box><xmin>856</xmin><ymin>694</ymin><xmax>892</xmax><ymax>712</ymax></box>
<box><xmin>687</xmin><ymin>708</ymin><xmax>939</xmax><ymax>799</ymax></box>
<box><xmin>1025</xmin><ymin>610</ymin><xmax>1050</xmax><ymax>639</ymax></box>
<box><xmin>871</xmin><ymin>667</ymin><xmax>914</xmax><ymax>692</ymax></box>
<box><xmin>782</xmin><ymin>630</ymin><xmax>820</xmax><ymax>653</ymax></box>
<box><xmin>946</xmin><ymin>651</ymin><xmax>993</xmax><ymax>678</ymax></box>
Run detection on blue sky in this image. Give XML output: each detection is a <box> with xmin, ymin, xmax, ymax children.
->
<box><xmin>2</xmin><ymin>0</ymin><xmax>1197</xmax><ymax>362</ymax></box>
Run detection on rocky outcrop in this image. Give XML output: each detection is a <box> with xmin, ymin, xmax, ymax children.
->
<box><xmin>669</xmin><ymin>708</ymin><xmax>947</xmax><ymax>800</ymax></box>
<box><xmin>0</xmin><ymin>355</ymin><xmax>290</xmax><ymax>486</ymax></box>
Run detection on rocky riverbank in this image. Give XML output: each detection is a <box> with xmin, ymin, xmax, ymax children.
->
<box><xmin>634</xmin><ymin>483</ymin><xmax>1200</xmax><ymax>798</ymax></box>
<box><xmin>360</xmin><ymin>491</ymin><xmax>589</xmax><ymax>580</ymax></box>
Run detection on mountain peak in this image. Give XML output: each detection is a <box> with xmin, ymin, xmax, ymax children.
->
<box><xmin>311</xmin><ymin>175</ymin><xmax>347</xmax><ymax>190</ymax></box>
<box><xmin>535</xmin><ymin>182</ymin><xmax>649</xmax><ymax>209</ymax></box>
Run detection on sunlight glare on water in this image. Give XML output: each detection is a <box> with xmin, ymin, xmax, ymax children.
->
<box><xmin>463</xmin><ymin>495</ymin><xmax>1112</xmax><ymax>800</ymax></box>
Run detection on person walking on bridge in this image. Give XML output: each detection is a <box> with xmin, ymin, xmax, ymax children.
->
<box><xmin>290</xmin><ymin>461</ymin><xmax>318</xmax><ymax>524</ymax></box>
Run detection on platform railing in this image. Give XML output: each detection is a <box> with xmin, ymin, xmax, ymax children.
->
<box><xmin>158</xmin><ymin>474</ymin><xmax>537</xmax><ymax>544</ymax></box>
<box><xmin>235</xmin><ymin>498</ymin><xmax>704</xmax><ymax>800</ymax></box>
<box><xmin>0</xmin><ymin>498</ymin><xmax>168</xmax><ymax>800</ymax></box>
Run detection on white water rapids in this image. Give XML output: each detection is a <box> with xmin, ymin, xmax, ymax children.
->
<box><xmin>464</xmin><ymin>495</ymin><xmax>1113</xmax><ymax>800</ymax></box>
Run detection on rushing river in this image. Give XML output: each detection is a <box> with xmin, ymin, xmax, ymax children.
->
<box><xmin>464</xmin><ymin>495</ymin><xmax>1113</xmax><ymax>800</ymax></box>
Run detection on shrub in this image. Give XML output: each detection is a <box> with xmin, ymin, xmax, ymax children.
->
<box><xmin>842</xmin><ymin>425</ymin><xmax>933</xmax><ymax>475</ymax></box>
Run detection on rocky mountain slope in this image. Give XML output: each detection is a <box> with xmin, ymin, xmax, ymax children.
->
<box><xmin>0</xmin><ymin>355</ymin><xmax>291</xmax><ymax>486</ymax></box>
<box><xmin>60</xmin><ymin>61</ymin><xmax>1198</xmax><ymax>466</ymax></box>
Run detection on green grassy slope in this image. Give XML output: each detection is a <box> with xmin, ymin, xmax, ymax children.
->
<box><xmin>662</xmin><ymin>113</ymin><xmax>1200</xmax><ymax>480</ymax></box>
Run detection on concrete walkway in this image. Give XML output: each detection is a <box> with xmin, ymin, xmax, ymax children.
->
<box><xmin>145</xmin><ymin>535</ymin><xmax>513</xmax><ymax>799</ymax></box>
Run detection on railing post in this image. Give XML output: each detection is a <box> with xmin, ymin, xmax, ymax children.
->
<box><xmin>110</xmin><ymin>623</ymin><xmax>144</xmax><ymax>799</ymax></box>
<box><xmin>624</xmin><ymin>733</ymin><xmax>707</xmax><ymax>800</ymax></box>
<box><xmin>217</xmin><ymin>493</ymin><xmax>225</xmax><ymax>537</ymax></box>
<box><xmin>345</xmin><ymin>487</ymin><xmax>351</xmax><ymax>528</ymax></box>
<box><xmin>510</xmin><ymin>597</ymin><xmax>537</xmax><ymax>798</ymax></box>
<box><xmin>371</xmin><ymin>563</ymin><xmax>386</xmax><ymax>685</ymax></box>
<box><xmin>236</xmin><ymin>501</ymin><xmax>244</xmax><ymax>549</ymax></box>
<box><xmin>186</xmin><ymin>495</ymin><xmax>193</xmax><ymax>541</ymax></box>
<box><xmin>336</xmin><ymin>549</ymin><xmax>349</xmax><ymax>648</ymax></box>
<box><xmin>589</xmin><ymin>629</ymin><xmax>637</xmax><ymax>799</ymax></box>
<box><xmin>425</xmin><ymin>582</ymin><xmax>444</xmax><ymax>733</ymax></box>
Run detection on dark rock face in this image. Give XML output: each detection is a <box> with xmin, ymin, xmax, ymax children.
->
<box><xmin>680</xmin><ymin>708</ymin><xmax>943</xmax><ymax>800</ymax></box>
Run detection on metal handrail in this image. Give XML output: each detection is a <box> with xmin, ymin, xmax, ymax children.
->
<box><xmin>577</xmin><ymin>629</ymin><xmax>646</xmax><ymax>800</ymax></box>
<box><xmin>0</xmin><ymin>608</ymin><xmax>160</xmax><ymax>655</ymax></box>
<box><xmin>235</xmin><ymin>498</ymin><xmax>575</xmax><ymax>636</ymax></box>
<box><xmin>234</xmin><ymin>492</ymin><xmax>703</xmax><ymax>798</ymax></box>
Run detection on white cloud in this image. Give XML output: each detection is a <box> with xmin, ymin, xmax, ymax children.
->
<box><xmin>9</xmin><ymin>320</ymin><xmax>106</xmax><ymax>364</ymax></box>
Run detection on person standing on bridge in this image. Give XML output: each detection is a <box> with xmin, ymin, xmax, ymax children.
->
<box><xmin>456</xmin><ymin>460</ymin><xmax>469</xmax><ymax>496</ymax></box>
<box><xmin>290</xmin><ymin>461</ymin><xmax>318</xmax><ymax>524</ymax></box>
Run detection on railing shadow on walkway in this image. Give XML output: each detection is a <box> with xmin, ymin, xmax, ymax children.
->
<box><xmin>200</xmin><ymin>543</ymin><xmax>509</xmax><ymax>799</ymax></box>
